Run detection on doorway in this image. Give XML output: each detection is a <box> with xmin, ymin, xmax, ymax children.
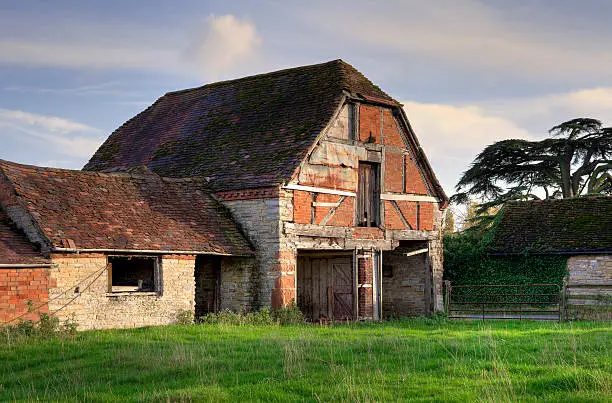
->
<box><xmin>297</xmin><ymin>254</ymin><xmax>354</xmax><ymax>321</ymax></box>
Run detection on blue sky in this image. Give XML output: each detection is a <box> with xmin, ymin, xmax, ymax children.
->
<box><xmin>1</xmin><ymin>0</ymin><xmax>612</xmax><ymax>198</ymax></box>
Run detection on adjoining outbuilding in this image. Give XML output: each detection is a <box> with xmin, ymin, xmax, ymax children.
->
<box><xmin>489</xmin><ymin>197</ymin><xmax>612</xmax><ymax>319</ymax></box>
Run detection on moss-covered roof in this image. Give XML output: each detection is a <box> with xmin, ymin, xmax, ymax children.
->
<box><xmin>0</xmin><ymin>160</ymin><xmax>253</xmax><ymax>255</ymax></box>
<box><xmin>83</xmin><ymin>59</ymin><xmax>397</xmax><ymax>191</ymax></box>
<box><xmin>488</xmin><ymin>197</ymin><xmax>612</xmax><ymax>255</ymax></box>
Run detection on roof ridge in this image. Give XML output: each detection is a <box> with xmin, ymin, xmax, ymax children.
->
<box><xmin>0</xmin><ymin>159</ymin><xmax>207</xmax><ymax>184</ymax></box>
<box><xmin>166</xmin><ymin>59</ymin><xmax>345</xmax><ymax>96</ymax></box>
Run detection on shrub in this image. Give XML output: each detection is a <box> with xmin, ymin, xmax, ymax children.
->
<box><xmin>0</xmin><ymin>313</ymin><xmax>79</xmax><ymax>344</ymax></box>
<box><xmin>197</xmin><ymin>304</ymin><xmax>306</xmax><ymax>326</ymax></box>
<box><xmin>271</xmin><ymin>301</ymin><xmax>304</xmax><ymax>325</ymax></box>
<box><xmin>176</xmin><ymin>309</ymin><xmax>195</xmax><ymax>325</ymax></box>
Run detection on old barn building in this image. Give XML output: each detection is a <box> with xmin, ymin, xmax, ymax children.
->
<box><xmin>1</xmin><ymin>60</ymin><xmax>448</xmax><ymax>329</ymax></box>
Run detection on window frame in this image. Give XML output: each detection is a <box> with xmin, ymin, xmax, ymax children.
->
<box><xmin>356</xmin><ymin>161</ymin><xmax>381</xmax><ymax>227</ymax></box>
<box><xmin>106</xmin><ymin>255</ymin><xmax>162</xmax><ymax>294</ymax></box>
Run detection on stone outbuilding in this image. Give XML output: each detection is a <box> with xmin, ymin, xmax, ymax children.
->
<box><xmin>489</xmin><ymin>197</ymin><xmax>612</xmax><ymax>318</ymax></box>
<box><xmin>1</xmin><ymin>60</ymin><xmax>449</xmax><ymax>328</ymax></box>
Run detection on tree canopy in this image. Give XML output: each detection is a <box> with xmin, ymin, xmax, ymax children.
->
<box><xmin>453</xmin><ymin>118</ymin><xmax>612</xmax><ymax>212</ymax></box>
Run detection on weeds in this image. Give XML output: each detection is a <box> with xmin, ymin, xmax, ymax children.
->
<box><xmin>1</xmin><ymin>312</ymin><xmax>78</xmax><ymax>345</ymax></box>
<box><xmin>198</xmin><ymin>302</ymin><xmax>304</xmax><ymax>326</ymax></box>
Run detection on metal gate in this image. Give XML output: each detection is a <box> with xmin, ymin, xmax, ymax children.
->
<box><xmin>445</xmin><ymin>282</ymin><xmax>563</xmax><ymax>321</ymax></box>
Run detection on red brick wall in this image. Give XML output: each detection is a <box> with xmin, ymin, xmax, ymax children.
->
<box><xmin>359</xmin><ymin>105</ymin><xmax>381</xmax><ymax>144</ymax></box>
<box><xmin>293</xmin><ymin>190</ymin><xmax>311</xmax><ymax>224</ymax></box>
<box><xmin>358</xmin><ymin>256</ymin><xmax>374</xmax><ymax>318</ymax></box>
<box><xmin>352</xmin><ymin>227</ymin><xmax>384</xmax><ymax>239</ymax></box>
<box><xmin>419</xmin><ymin>202</ymin><xmax>435</xmax><ymax>231</ymax></box>
<box><xmin>382</xmin><ymin>110</ymin><xmax>404</xmax><ymax>147</ymax></box>
<box><xmin>326</xmin><ymin>197</ymin><xmax>355</xmax><ymax>226</ymax></box>
<box><xmin>0</xmin><ymin>267</ymin><xmax>52</xmax><ymax>323</ymax></box>
<box><xmin>396</xmin><ymin>201</ymin><xmax>418</xmax><ymax>229</ymax></box>
<box><xmin>313</xmin><ymin>194</ymin><xmax>340</xmax><ymax>224</ymax></box>
<box><xmin>385</xmin><ymin>152</ymin><xmax>404</xmax><ymax>192</ymax></box>
<box><xmin>384</xmin><ymin>201</ymin><xmax>405</xmax><ymax>230</ymax></box>
<box><xmin>405</xmin><ymin>156</ymin><xmax>428</xmax><ymax>195</ymax></box>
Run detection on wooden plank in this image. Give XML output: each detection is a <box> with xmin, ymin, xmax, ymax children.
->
<box><xmin>380</xmin><ymin>194</ymin><xmax>439</xmax><ymax>202</ymax></box>
<box><xmin>319</xmin><ymin>196</ymin><xmax>347</xmax><ymax>226</ymax></box>
<box><xmin>283</xmin><ymin>183</ymin><xmax>356</xmax><ymax>197</ymax></box>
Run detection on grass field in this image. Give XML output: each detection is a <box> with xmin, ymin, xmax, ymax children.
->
<box><xmin>1</xmin><ymin>320</ymin><xmax>610</xmax><ymax>402</ymax></box>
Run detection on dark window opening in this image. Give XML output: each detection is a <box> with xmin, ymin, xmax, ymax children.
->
<box><xmin>108</xmin><ymin>256</ymin><xmax>158</xmax><ymax>292</ymax></box>
<box><xmin>357</xmin><ymin>162</ymin><xmax>380</xmax><ymax>227</ymax></box>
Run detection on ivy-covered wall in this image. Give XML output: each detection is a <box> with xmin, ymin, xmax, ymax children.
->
<box><xmin>443</xmin><ymin>232</ymin><xmax>568</xmax><ymax>287</ymax></box>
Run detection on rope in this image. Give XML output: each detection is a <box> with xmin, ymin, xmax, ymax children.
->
<box><xmin>3</xmin><ymin>264</ymin><xmax>109</xmax><ymax>325</ymax></box>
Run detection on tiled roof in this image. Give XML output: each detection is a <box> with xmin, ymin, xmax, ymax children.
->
<box><xmin>0</xmin><ymin>160</ymin><xmax>253</xmax><ymax>256</ymax></box>
<box><xmin>83</xmin><ymin>59</ymin><xmax>398</xmax><ymax>191</ymax></box>
<box><xmin>0</xmin><ymin>207</ymin><xmax>49</xmax><ymax>265</ymax></box>
<box><xmin>488</xmin><ymin>197</ymin><xmax>612</xmax><ymax>254</ymax></box>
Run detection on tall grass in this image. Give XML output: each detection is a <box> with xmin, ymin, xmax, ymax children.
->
<box><xmin>0</xmin><ymin>320</ymin><xmax>610</xmax><ymax>401</ymax></box>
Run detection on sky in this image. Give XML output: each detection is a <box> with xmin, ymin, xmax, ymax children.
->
<box><xmin>1</xmin><ymin>0</ymin><xmax>612</xmax><ymax>200</ymax></box>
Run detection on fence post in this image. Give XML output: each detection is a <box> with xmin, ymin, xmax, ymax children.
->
<box><xmin>444</xmin><ymin>280</ymin><xmax>451</xmax><ymax>315</ymax></box>
<box><xmin>560</xmin><ymin>280</ymin><xmax>567</xmax><ymax>322</ymax></box>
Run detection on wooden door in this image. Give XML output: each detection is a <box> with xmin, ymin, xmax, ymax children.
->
<box><xmin>297</xmin><ymin>256</ymin><xmax>354</xmax><ymax>321</ymax></box>
<box><xmin>332</xmin><ymin>259</ymin><xmax>353</xmax><ymax>320</ymax></box>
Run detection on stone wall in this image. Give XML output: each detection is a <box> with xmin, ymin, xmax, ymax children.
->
<box><xmin>48</xmin><ymin>253</ymin><xmax>195</xmax><ymax>330</ymax></box>
<box><xmin>382</xmin><ymin>243</ymin><xmax>428</xmax><ymax>317</ymax></box>
<box><xmin>219</xmin><ymin>257</ymin><xmax>256</xmax><ymax>312</ymax></box>
<box><xmin>221</xmin><ymin>196</ymin><xmax>282</xmax><ymax>308</ymax></box>
<box><xmin>0</xmin><ymin>267</ymin><xmax>52</xmax><ymax>323</ymax></box>
<box><xmin>565</xmin><ymin>255</ymin><xmax>612</xmax><ymax>320</ymax></box>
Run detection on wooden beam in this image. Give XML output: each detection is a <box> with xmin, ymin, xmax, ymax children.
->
<box><xmin>283</xmin><ymin>183</ymin><xmax>356</xmax><ymax>197</ymax></box>
<box><xmin>380</xmin><ymin>193</ymin><xmax>439</xmax><ymax>202</ymax></box>
<box><xmin>319</xmin><ymin>196</ymin><xmax>346</xmax><ymax>226</ymax></box>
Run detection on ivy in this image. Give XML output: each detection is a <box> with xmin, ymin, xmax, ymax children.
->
<box><xmin>443</xmin><ymin>230</ymin><xmax>568</xmax><ymax>301</ymax></box>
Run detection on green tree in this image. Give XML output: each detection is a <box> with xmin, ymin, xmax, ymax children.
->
<box><xmin>442</xmin><ymin>209</ymin><xmax>455</xmax><ymax>235</ymax></box>
<box><xmin>453</xmin><ymin>118</ymin><xmax>612</xmax><ymax>210</ymax></box>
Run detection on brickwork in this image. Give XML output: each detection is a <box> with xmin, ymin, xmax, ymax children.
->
<box><xmin>48</xmin><ymin>253</ymin><xmax>195</xmax><ymax>330</ymax></box>
<box><xmin>313</xmin><ymin>194</ymin><xmax>341</xmax><ymax>224</ymax></box>
<box><xmin>382</xmin><ymin>245</ymin><xmax>428</xmax><ymax>317</ymax></box>
<box><xmin>326</xmin><ymin>197</ymin><xmax>355</xmax><ymax>226</ymax></box>
<box><xmin>384</xmin><ymin>152</ymin><xmax>404</xmax><ymax>192</ymax></box>
<box><xmin>382</xmin><ymin>110</ymin><xmax>404</xmax><ymax>147</ymax></box>
<box><xmin>405</xmin><ymin>156</ymin><xmax>428</xmax><ymax>195</ymax></box>
<box><xmin>358</xmin><ymin>254</ymin><xmax>374</xmax><ymax>319</ymax></box>
<box><xmin>384</xmin><ymin>201</ymin><xmax>405</xmax><ymax>230</ymax></box>
<box><xmin>0</xmin><ymin>267</ymin><xmax>52</xmax><ymax>323</ymax></box>
<box><xmin>419</xmin><ymin>202</ymin><xmax>435</xmax><ymax>231</ymax></box>
<box><xmin>396</xmin><ymin>201</ymin><xmax>418</xmax><ymax>229</ymax></box>
<box><xmin>359</xmin><ymin>105</ymin><xmax>381</xmax><ymax>144</ymax></box>
<box><xmin>352</xmin><ymin>227</ymin><xmax>384</xmax><ymax>239</ymax></box>
<box><xmin>293</xmin><ymin>190</ymin><xmax>311</xmax><ymax>224</ymax></box>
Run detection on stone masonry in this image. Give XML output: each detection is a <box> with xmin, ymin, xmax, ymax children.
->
<box><xmin>48</xmin><ymin>253</ymin><xmax>195</xmax><ymax>330</ymax></box>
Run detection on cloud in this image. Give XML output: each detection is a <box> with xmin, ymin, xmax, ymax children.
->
<box><xmin>0</xmin><ymin>14</ymin><xmax>262</xmax><ymax>79</ymax></box>
<box><xmin>186</xmin><ymin>15</ymin><xmax>262</xmax><ymax>79</ymax></box>
<box><xmin>0</xmin><ymin>109</ymin><xmax>104</xmax><ymax>158</ymax></box>
<box><xmin>0</xmin><ymin>39</ymin><xmax>180</xmax><ymax>73</ymax></box>
<box><xmin>404</xmin><ymin>102</ymin><xmax>530</xmax><ymax>194</ymax></box>
<box><xmin>312</xmin><ymin>0</ymin><xmax>612</xmax><ymax>81</ymax></box>
<box><xmin>403</xmin><ymin>87</ymin><xmax>612</xmax><ymax>195</ymax></box>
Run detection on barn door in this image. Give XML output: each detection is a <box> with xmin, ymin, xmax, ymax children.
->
<box><xmin>331</xmin><ymin>259</ymin><xmax>354</xmax><ymax>321</ymax></box>
<box><xmin>297</xmin><ymin>256</ymin><xmax>354</xmax><ymax>321</ymax></box>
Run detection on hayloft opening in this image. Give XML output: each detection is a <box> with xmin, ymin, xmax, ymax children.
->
<box><xmin>108</xmin><ymin>256</ymin><xmax>158</xmax><ymax>292</ymax></box>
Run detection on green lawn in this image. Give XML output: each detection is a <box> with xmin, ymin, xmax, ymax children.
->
<box><xmin>1</xmin><ymin>320</ymin><xmax>610</xmax><ymax>402</ymax></box>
